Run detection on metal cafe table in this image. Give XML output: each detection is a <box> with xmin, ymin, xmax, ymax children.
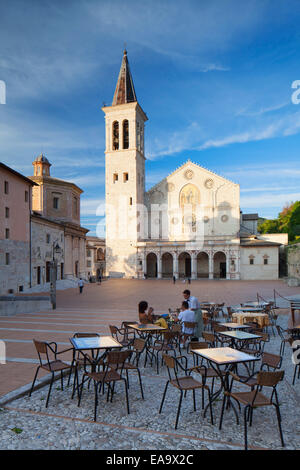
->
<box><xmin>190</xmin><ymin>346</ymin><xmax>260</xmax><ymax>421</ymax></box>
<box><xmin>241</xmin><ymin>302</ymin><xmax>270</xmax><ymax>308</ymax></box>
<box><xmin>217</xmin><ymin>330</ymin><xmax>262</xmax><ymax>350</ymax></box>
<box><xmin>127</xmin><ymin>323</ymin><xmax>167</xmax><ymax>366</ymax></box>
<box><xmin>218</xmin><ymin>322</ymin><xmax>252</xmax><ymax>331</ymax></box>
<box><xmin>70</xmin><ymin>335</ymin><xmax>123</xmax><ymax>378</ymax></box>
<box><xmin>236</xmin><ymin>306</ymin><xmax>264</xmax><ymax>313</ymax></box>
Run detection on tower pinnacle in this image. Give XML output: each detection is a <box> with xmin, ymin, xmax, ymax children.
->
<box><xmin>112</xmin><ymin>50</ymin><xmax>137</xmax><ymax>106</ymax></box>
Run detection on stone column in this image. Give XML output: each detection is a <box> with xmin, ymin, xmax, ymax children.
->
<box><xmin>208</xmin><ymin>251</ymin><xmax>214</xmax><ymax>280</ymax></box>
<box><xmin>64</xmin><ymin>235</ymin><xmax>73</xmax><ymax>279</ymax></box>
<box><xmin>191</xmin><ymin>252</ymin><xmax>197</xmax><ymax>280</ymax></box>
<box><xmin>119</xmin><ymin>120</ymin><xmax>124</xmax><ymax>150</ymax></box>
<box><xmin>226</xmin><ymin>250</ymin><xmax>231</xmax><ymax>280</ymax></box>
<box><xmin>141</xmin><ymin>250</ymin><xmax>146</xmax><ymax>278</ymax></box>
<box><xmin>157</xmin><ymin>253</ymin><xmax>162</xmax><ymax>279</ymax></box>
<box><xmin>236</xmin><ymin>252</ymin><xmax>241</xmax><ymax>280</ymax></box>
<box><xmin>173</xmin><ymin>251</ymin><xmax>179</xmax><ymax>279</ymax></box>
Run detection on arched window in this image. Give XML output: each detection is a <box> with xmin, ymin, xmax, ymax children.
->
<box><xmin>112</xmin><ymin>121</ymin><xmax>119</xmax><ymax>150</ymax></box>
<box><xmin>137</xmin><ymin>122</ymin><xmax>140</xmax><ymax>150</ymax></box>
<box><xmin>123</xmin><ymin>120</ymin><xmax>129</xmax><ymax>149</ymax></box>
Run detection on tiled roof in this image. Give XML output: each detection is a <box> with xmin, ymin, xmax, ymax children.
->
<box><xmin>34</xmin><ymin>153</ymin><xmax>51</xmax><ymax>165</ymax></box>
<box><xmin>112</xmin><ymin>50</ymin><xmax>137</xmax><ymax>106</ymax></box>
<box><xmin>242</xmin><ymin>213</ymin><xmax>259</xmax><ymax>220</ymax></box>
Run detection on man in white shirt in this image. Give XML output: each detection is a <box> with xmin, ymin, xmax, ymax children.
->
<box><xmin>176</xmin><ymin>301</ymin><xmax>195</xmax><ymax>348</ymax></box>
<box><xmin>183</xmin><ymin>289</ymin><xmax>203</xmax><ymax>340</ymax></box>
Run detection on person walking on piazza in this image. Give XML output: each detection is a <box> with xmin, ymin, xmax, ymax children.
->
<box><xmin>78</xmin><ymin>278</ymin><xmax>84</xmax><ymax>294</ymax></box>
<box><xmin>182</xmin><ymin>289</ymin><xmax>203</xmax><ymax>340</ymax></box>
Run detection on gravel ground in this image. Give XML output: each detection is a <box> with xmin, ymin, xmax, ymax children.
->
<box><xmin>0</xmin><ymin>314</ymin><xmax>299</xmax><ymax>451</ymax></box>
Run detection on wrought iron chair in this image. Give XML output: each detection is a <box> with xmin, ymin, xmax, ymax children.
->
<box><xmin>78</xmin><ymin>350</ymin><xmax>130</xmax><ymax>421</ymax></box>
<box><xmin>109</xmin><ymin>325</ymin><xmax>134</xmax><ymax>348</ymax></box>
<box><xmin>68</xmin><ymin>332</ymin><xmax>102</xmax><ymax>399</ymax></box>
<box><xmin>30</xmin><ymin>339</ymin><xmax>73</xmax><ymax>407</ymax></box>
<box><xmin>188</xmin><ymin>342</ymin><xmax>226</xmax><ymax>401</ymax></box>
<box><xmin>146</xmin><ymin>331</ymin><xmax>178</xmax><ymax>374</ymax></box>
<box><xmin>202</xmin><ymin>331</ymin><xmax>216</xmax><ymax>347</ymax></box>
<box><xmin>276</xmin><ymin>325</ymin><xmax>292</xmax><ymax>356</ymax></box>
<box><xmin>220</xmin><ymin>370</ymin><xmax>285</xmax><ymax>450</ymax></box>
<box><xmin>159</xmin><ymin>354</ymin><xmax>214</xmax><ymax>429</ymax></box>
<box><xmin>121</xmin><ymin>321</ymin><xmax>138</xmax><ymax>343</ymax></box>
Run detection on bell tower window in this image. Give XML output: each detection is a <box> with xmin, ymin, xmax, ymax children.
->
<box><xmin>112</xmin><ymin>121</ymin><xmax>119</xmax><ymax>150</ymax></box>
<box><xmin>123</xmin><ymin>120</ymin><xmax>129</xmax><ymax>149</ymax></box>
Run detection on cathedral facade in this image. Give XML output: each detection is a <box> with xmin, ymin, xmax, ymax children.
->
<box><xmin>102</xmin><ymin>51</ymin><xmax>283</xmax><ymax>281</ymax></box>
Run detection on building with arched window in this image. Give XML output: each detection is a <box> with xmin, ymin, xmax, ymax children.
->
<box><xmin>102</xmin><ymin>50</ymin><xmax>285</xmax><ymax>280</ymax></box>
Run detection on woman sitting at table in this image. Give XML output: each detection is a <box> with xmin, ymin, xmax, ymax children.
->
<box><xmin>138</xmin><ymin>301</ymin><xmax>154</xmax><ymax>324</ymax></box>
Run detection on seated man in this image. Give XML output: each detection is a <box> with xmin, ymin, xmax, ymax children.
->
<box><xmin>175</xmin><ymin>300</ymin><xmax>195</xmax><ymax>348</ymax></box>
<box><xmin>138</xmin><ymin>300</ymin><xmax>154</xmax><ymax>324</ymax></box>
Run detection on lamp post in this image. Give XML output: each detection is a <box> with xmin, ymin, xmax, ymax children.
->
<box><xmin>50</xmin><ymin>241</ymin><xmax>62</xmax><ymax>310</ymax></box>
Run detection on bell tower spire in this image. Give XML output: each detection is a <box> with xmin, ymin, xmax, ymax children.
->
<box><xmin>102</xmin><ymin>50</ymin><xmax>148</xmax><ymax>278</ymax></box>
<box><xmin>112</xmin><ymin>49</ymin><xmax>137</xmax><ymax>106</ymax></box>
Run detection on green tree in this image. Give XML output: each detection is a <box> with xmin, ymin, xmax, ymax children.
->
<box><xmin>258</xmin><ymin>218</ymin><xmax>280</xmax><ymax>234</ymax></box>
<box><xmin>257</xmin><ymin>201</ymin><xmax>300</xmax><ymax>242</ymax></box>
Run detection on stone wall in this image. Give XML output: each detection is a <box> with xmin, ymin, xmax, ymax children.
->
<box><xmin>287</xmin><ymin>243</ymin><xmax>300</xmax><ymax>284</ymax></box>
<box><xmin>0</xmin><ymin>295</ymin><xmax>51</xmax><ymax>316</ymax></box>
<box><xmin>240</xmin><ymin>246</ymin><xmax>279</xmax><ymax>280</ymax></box>
<box><xmin>31</xmin><ymin>217</ymin><xmax>64</xmax><ymax>287</ymax></box>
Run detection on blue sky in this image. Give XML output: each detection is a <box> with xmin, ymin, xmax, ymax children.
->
<box><xmin>1</xmin><ymin>0</ymin><xmax>300</xmax><ymax>236</ymax></box>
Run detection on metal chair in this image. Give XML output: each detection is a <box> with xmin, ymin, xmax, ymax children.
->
<box><xmin>78</xmin><ymin>350</ymin><xmax>130</xmax><ymax>421</ymax></box>
<box><xmin>68</xmin><ymin>332</ymin><xmax>102</xmax><ymax>398</ymax></box>
<box><xmin>146</xmin><ymin>331</ymin><xmax>178</xmax><ymax>374</ymax></box>
<box><xmin>159</xmin><ymin>354</ymin><xmax>214</xmax><ymax>429</ymax></box>
<box><xmin>220</xmin><ymin>370</ymin><xmax>285</xmax><ymax>450</ymax></box>
<box><xmin>109</xmin><ymin>325</ymin><xmax>134</xmax><ymax>347</ymax></box>
<box><xmin>30</xmin><ymin>339</ymin><xmax>73</xmax><ymax>407</ymax></box>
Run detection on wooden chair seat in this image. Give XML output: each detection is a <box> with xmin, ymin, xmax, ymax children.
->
<box><xmin>229</xmin><ymin>390</ymin><xmax>271</xmax><ymax>407</ymax></box>
<box><xmin>42</xmin><ymin>360</ymin><xmax>71</xmax><ymax>372</ymax></box>
<box><xmin>85</xmin><ymin>369</ymin><xmax>122</xmax><ymax>382</ymax></box>
<box><xmin>170</xmin><ymin>376</ymin><xmax>204</xmax><ymax>391</ymax></box>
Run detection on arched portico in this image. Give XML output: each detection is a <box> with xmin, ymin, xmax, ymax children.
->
<box><xmin>146</xmin><ymin>252</ymin><xmax>157</xmax><ymax>278</ymax></box>
<box><xmin>213</xmin><ymin>251</ymin><xmax>226</xmax><ymax>279</ymax></box>
<box><xmin>161</xmin><ymin>252</ymin><xmax>173</xmax><ymax>278</ymax></box>
<box><xmin>197</xmin><ymin>252</ymin><xmax>209</xmax><ymax>278</ymax></box>
<box><xmin>178</xmin><ymin>252</ymin><xmax>191</xmax><ymax>278</ymax></box>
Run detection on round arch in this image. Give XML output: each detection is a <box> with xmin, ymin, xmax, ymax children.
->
<box><xmin>213</xmin><ymin>251</ymin><xmax>226</xmax><ymax>279</ymax></box>
<box><xmin>197</xmin><ymin>252</ymin><xmax>209</xmax><ymax>278</ymax></box>
<box><xmin>178</xmin><ymin>252</ymin><xmax>191</xmax><ymax>278</ymax></box>
<box><xmin>146</xmin><ymin>252</ymin><xmax>157</xmax><ymax>278</ymax></box>
<box><xmin>161</xmin><ymin>252</ymin><xmax>173</xmax><ymax>278</ymax></box>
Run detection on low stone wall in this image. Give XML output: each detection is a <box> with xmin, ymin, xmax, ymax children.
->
<box><xmin>0</xmin><ymin>295</ymin><xmax>51</xmax><ymax>316</ymax></box>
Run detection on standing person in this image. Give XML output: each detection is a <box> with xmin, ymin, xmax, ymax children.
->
<box><xmin>175</xmin><ymin>301</ymin><xmax>195</xmax><ymax>349</ymax></box>
<box><xmin>98</xmin><ymin>273</ymin><xmax>102</xmax><ymax>284</ymax></box>
<box><xmin>78</xmin><ymin>278</ymin><xmax>84</xmax><ymax>294</ymax></box>
<box><xmin>182</xmin><ymin>289</ymin><xmax>203</xmax><ymax>340</ymax></box>
<box><xmin>173</xmin><ymin>275</ymin><xmax>176</xmax><ymax>285</ymax></box>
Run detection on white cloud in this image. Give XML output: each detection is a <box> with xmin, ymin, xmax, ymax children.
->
<box><xmin>80</xmin><ymin>198</ymin><xmax>105</xmax><ymax>216</ymax></box>
<box><xmin>241</xmin><ymin>192</ymin><xmax>300</xmax><ymax>209</ymax></box>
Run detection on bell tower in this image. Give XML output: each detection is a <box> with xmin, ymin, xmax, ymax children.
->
<box><xmin>102</xmin><ymin>50</ymin><xmax>148</xmax><ymax>277</ymax></box>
